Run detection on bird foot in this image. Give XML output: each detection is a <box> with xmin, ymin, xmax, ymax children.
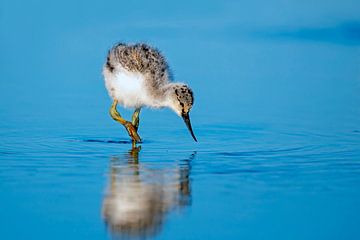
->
<box><xmin>124</xmin><ymin>121</ymin><xmax>142</xmax><ymax>143</ymax></box>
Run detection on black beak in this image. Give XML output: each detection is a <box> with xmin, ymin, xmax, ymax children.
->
<box><xmin>182</xmin><ymin>113</ymin><xmax>197</xmax><ymax>142</ymax></box>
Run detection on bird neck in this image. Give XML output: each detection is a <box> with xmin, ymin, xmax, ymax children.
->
<box><xmin>160</xmin><ymin>83</ymin><xmax>182</xmax><ymax>115</ymax></box>
<box><xmin>161</xmin><ymin>84</ymin><xmax>175</xmax><ymax>106</ymax></box>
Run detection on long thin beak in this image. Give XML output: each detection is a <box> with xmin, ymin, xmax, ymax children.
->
<box><xmin>182</xmin><ymin>113</ymin><xmax>197</xmax><ymax>142</ymax></box>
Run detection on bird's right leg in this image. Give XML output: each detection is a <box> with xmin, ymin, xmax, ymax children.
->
<box><xmin>131</xmin><ymin>108</ymin><xmax>141</xmax><ymax>131</ymax></box>
<box><xmin>109</xmin><ymin>100</ymin><xmax>142</xmax><ymax>143</ymax></box>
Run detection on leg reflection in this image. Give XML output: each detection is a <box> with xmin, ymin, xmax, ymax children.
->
<box><xmin>102</xmin><ymin>147</ymin><xmax>195</xmax><ymax>239</ymax></box>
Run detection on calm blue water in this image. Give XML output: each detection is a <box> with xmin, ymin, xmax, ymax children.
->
<box><xmin>1</xmin><ymin>0</ymin><xmax>360</xmax><ymax>239</ymax></box>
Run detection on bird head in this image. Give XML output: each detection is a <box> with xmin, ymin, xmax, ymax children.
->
<box><xmin>167</xmin><ymin>84</ymin><xmax>197</xmax><ymax>142</ymax></box>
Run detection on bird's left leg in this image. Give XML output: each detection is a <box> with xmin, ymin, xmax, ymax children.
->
<box><xmin>110</xmin><ymin>100</ymin><xmax>141</xmax><ymax>143</ymax></box>
<box><xmin>131</xmin><ymin>108</ymin><xmax>141</xmax><ymax>131</ymax></box>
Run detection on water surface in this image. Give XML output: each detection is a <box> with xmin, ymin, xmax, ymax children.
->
<box><xmin>1</xmin><ymin>0</ymin><xmax>360</xmax><ymax>239</ymax></box>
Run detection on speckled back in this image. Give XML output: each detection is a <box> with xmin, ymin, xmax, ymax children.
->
<box><xmin>105</xmin><ymin>43</ymin><xmax>172</xmax><ymax>91</ymax></box>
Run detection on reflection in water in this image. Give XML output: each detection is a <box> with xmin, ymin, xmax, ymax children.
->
<box><xmin>102</xmin><ymin>147</ymin><xmax>195</xmax><ymax>239</ymax></box>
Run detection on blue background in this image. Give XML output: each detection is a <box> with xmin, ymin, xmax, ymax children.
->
<box><xmin>1</xmin><ymin>0</ymin><xmax>360</xmax><ymax>239</ymax></box>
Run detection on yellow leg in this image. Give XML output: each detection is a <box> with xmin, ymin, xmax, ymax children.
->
<box><xmin>131</xmin><ymin>108</ymin><xmax>141</xmax><ymax>131</ymax></box>
<box><xmin>109</xmin><ymin>100</ymin><xmax>141</xmax><ymax>143</ymax></box>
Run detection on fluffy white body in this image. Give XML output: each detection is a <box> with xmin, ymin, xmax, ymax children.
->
<box><xmin>103</xmin><ymin>65</ymin><xmax>166</xmax><ymax>109</ymax></box>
